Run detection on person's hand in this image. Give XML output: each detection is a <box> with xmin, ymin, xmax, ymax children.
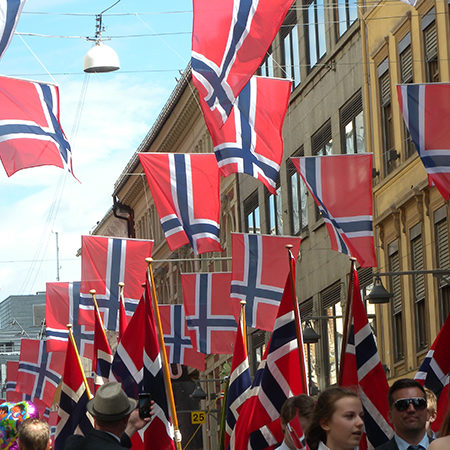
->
<box><xmin>124</xmin><ymin>402</ymin><xmax>154</xmax><ymax>437</ymax></box>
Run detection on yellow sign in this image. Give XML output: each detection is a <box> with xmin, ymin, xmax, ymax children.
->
<box><xmin>191</xmin><ymin>411</ymin><xmax>206</xmax><ymax>424</ymax></box>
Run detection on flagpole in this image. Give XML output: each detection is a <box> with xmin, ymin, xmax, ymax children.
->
<box><xmin>66</xmin><ymin>324</ymin><xmax>93</xmax><ymax>400</ymax></box>
<box><xmin>240</xmin><ymin>300</ymin><xmax>247</xmax><ymax>353</ymax></box>
<box><xmin>338</xmin><ymin>257</ymin><xmax>356</xmax><ymax>386</ymax></box>
<box><xmin>89</xmin><ymin>289</ymin><xmax>108</xmax><ymax>332</ymax></box>
<box><xmin>286</xmin><ymin>245</ymin><xmax>308</xmax><ymax>394</ymax></box>
<box><xmin>146</xmin><ymin>258</ymin><xmax>183</xmax><ymax>450</ymax></box>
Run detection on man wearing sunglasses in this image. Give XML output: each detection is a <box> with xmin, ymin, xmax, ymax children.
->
<box><xmin>375</xmin><ymin>379</ymin><xmax>432</xmax><ymax>450</ymax></box>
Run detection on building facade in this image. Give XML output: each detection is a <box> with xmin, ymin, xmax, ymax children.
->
<box><xmin>362</xmin><ymin>0</ymin><xmax>449</xmax><ymax>379</ymax></box>
<box><xmin>91</xmin><ymin>1</ymin><xmax>449</xmax><ymax>447</ymax></box>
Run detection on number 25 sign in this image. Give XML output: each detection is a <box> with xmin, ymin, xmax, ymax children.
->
<box><xmin>191</xmin><ymin>411</ymin><xmax>206</xmax><ymax>424</ymax></box>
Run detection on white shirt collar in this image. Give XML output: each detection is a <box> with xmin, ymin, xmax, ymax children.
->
<box><xmin>394</xmin><ymin>432</ymin><xmax>430</xmax><ymax>450</ymax></box>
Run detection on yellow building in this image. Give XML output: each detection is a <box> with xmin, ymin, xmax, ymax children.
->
<box><xmin>361</xmin><ymin>0</ymin><xmax>449</xmax><ymax>379</ymax></box>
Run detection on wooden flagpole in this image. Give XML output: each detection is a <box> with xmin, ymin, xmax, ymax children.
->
<box><xmin>89</xmin><ymin>289</ymin><xmax>107</xmax><ymax>331</ymax></box>
<box><xmin>286</xmin><ymin>244</ymin><xmax>308</xmax><ymax>394</ymax></box>
<box><xmin>66</xmin><ymin>324</ymin><xmax>93</xmax><ymax>400</ymax></box>
<box><xmin>146</xmin><ymin>258</ymin><xmax>182</xmax><ymax>450</ymax></box>
<box><xmin>338</xmin><ymin>257</ymin><xmax>357</xmax><ymax>386</ymax></box>
<box><xmin>240</xmin><ymin>300</ymin><xmax>247</xmax><ymax>354</ymax></box>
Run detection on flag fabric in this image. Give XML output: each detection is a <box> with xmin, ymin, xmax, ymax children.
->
<box><xmin>118</xmin><ymin>286</ymin><xmax>128</xmax><ymax>341</ymax></box>
<box><xmin>0</xmin><ymin>0</ymin><xmax>26</xmax><ymax>60</ymax></box>
<box><xmin>5</xmin><ymin>361</ymin><xmax>22</xmax><ymax>403</ymax></box>
<box><xmin>340</xmin><ymin>269</ymin><xmax>392</xmax><ymax>448</ymax></box>
<box><xmin>230</xmin><ymin>233</ymin><xmax>301</xmax><ymax>331</ymax></box>
<box><xmin>54</xmin><ymin>336</ymin><xmax>93</xmax><ymax>450</ymax></box>
<box><xmin>181</xmin><ymin>272</ymin><xmax>239</xmax><ymax>354</ymax></box>
<box><xmin>397</xmin><ymin>83</ymin><xmax>450</xmax><ymax>201</ymax></box>
<box><xmin>93</xmin><ymin>305</ymin><xmax>113</xmax><ymax>391</ymax></box>
<box><xmin>415</xmin><ymin>314</ymin><xmax>450</xmax><ymax>431</ymax></box>
<box><xmin>140</xmin><ymin>272</ymin><xmax>176</xmax><ymax>450</ymax></box>
<box><xmin>80</xmin><ymin>235</ymin><xmax>153</xmax><ymax>331</ymax></box>
<box><xmin>286</xmin><ymin>415</ymin><xmax>307</xmax><ymax>450</ymax></box>
<box><xmin>139</xmin><ymin>153</ymin><xmax>222</xmax><ymax>255</ymax></box>
<box><xmin>192</xmin><ymin>0</ymin><xmax>294</xmax><ymax>124</ymax></box>
<box><xmin>249</xmin><ymin>420</ymin><xmax>284</xmax><ymax>449</ymax></box>
<box><xmin>110</xmin><ymin>297</ymin><xmax>145</xmax><ymax>400</ymax></box>
<box><xmin>200</xmin><ymin>76</ymin><xmax>292</xmax><ymax>193</ymax></box>
<box><xmin>45</xmin><ymin>281</ymin><xmax>94</xmax><ymax>359</ymax></box>
<box><xmin>291</xmin><ymin>154</ymin><xmax>377</xmax><ymax>267</ymax></box>
<box><xmin>16</xmin><ymin>339</ymin><xmax>65</xmax><ymax>407</ymax></box>
<box><xmin>231</xmin><ymin>270</ymin><xmax>305</xmax><ymax>449</ymax></box>
<box><xmin>0</xmin><ymin>75</ymin><xmax>75</xmax><ymax>178</ymax></box>
<box><xmin>159</xmin><ymin>304</ymin><xmax>205</xmax><ymax>371</ymax></box>
<box><xmin>224</xmin><ymin>322</ymin><xmax>251</xmax><ymax>450</ymax></box>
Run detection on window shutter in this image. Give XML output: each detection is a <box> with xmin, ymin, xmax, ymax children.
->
<box><xmin>300</xmin><ymin>297</ymin><xmax>313</xmax><ymax>320</ymax></box>
<box><xmin>340</xmin><ymin>91</ymin><xmax>363</xmax><ymax>127</ymax></box>
<box><xmin>321</xmin><ymin>282</ymin><xmax>341</xmax><ymax>310</ymax></box>
<box><xmin>357</xmin><ymin>267</ymin><xmax>373</xmax><ymax>288</ymax></box>
<box><xmin>411</xmin><ymin>236</ymin><xmax>425</xmax><ymax>300</ymax></box>
<box><xmin>288</xmin><ymin>146</ymin><xmax>304</xmax><ymax>176</ymax></box>
<box><xmin>400</xmin><ymin>46</ymin><xmax>413</xmax><ymax>83</ymax></box>
<box><xmin>389</xmin><ymin>241</ymin><xmax>402</xmax><ymax>314</ymax></box>
<box><xmin>424</xmin><ymin>23</ymin><xmax>438</xmax><ymax>61</ymax></box>
<box><xmin>312</xmin><ymin>120</ymin><xmax>332</xmax><ymax>154</ymax></box>
<box><xmin>379</xmin><ymin>72</ymin><xmax>391</xmax><ymax>105</ymax></box>
<box><xmin>436</xmin><ymin>219</ymin><xmax>449</xmax><ymax>270</ymax></box>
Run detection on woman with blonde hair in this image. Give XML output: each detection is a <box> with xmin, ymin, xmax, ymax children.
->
<box><xmin>306</xmin><ymin>387</ymin><xmax>364</xmax><ymax>450</ymax></box>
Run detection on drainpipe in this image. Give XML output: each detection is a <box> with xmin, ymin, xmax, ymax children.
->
<box><xmin>112</xmin><ymin>196</ymin><xmax>136</xmax><ymax>238</ymax></box>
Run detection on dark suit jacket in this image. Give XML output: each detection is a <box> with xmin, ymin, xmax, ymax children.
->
<box><xmin>64</xmin><ymin>429</ymin><xmax>132</xmax><ymax>450</ymax></box>
<box><xmin>374</xmin><ymin>438</ymin><xmax>399</xmax><ymax>450</ymax></box>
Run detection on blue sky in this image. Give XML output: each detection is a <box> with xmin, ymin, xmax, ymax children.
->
<box><xmin>0</xmin><ymin>0</ymin><xmax>193</xmax><ymax>300</ymax></box>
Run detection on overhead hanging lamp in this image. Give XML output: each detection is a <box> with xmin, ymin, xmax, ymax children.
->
<box><xmin>84</xmin><ymin>2</ymin><xmax>121</xmax><ymax>73</ymax></box>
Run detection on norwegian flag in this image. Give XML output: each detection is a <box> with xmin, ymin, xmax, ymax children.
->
<box><xmin>286</xmin><ymin>415</ymin><xmax>308</xmax><ymax>450</ymax></box>
<box><xmin>230</xmin><ymin>233</ymin><xmax>301</xmax><ymax>331</ymax></box>
<box><xmin>200</xmin><ymin>76</ymin><xmax>291</xmax><ymax>194</ymax></box>
<box><xmin>45</xmin><ymin>281</ymin><xmax>94</xmax><ymax>359</ymax></box>
<box><xmin>80</xmin><ymin>235</ymin><xmax>153</xmax><ymax>331</ymax></box>
<box><xmin>397</xmin><ymin>83</ymin><xmax>450</xmax><ymax>201</ymax></box>
<box><xmin>192</xmin><ymin>0</ymin><xmax>294</xmax><ymax>124</ymax></box>
<box><xmin>6</xmin><ymin>361</ymin><xmax>24</xmax><ymax>403</ymax></box>
<box><xmin>291</xmin><ymin>155</ymin><xmax>377</xmax><ymax>268</ymax></box>
<box><xmin>340</xmin><ymin>269</ymin><xmax>393</xmax><ymax>448</ymax></box>
<box><xmin>159</xmin><ymin>304</ymin><xmax>205</xmax><ymax>371</ymax></box>
<box><xmin>141</xmin><ymin>272</ymin><xmax>176</xmax><ymax>450</ymax></box>
<box><xmin>231</xmin><ymin>270</ymin><xmax>305</xmax><ymax>449</ymax></box>
<box><xmin>55</xmin><ymin>335</ymin><xmax>93</xmax><ymax>450</ymax></box>
<box><xmin>139</xmin><ymin>153</ymin><xmax>222</xmax><ymax>255</ymax></box>
<box><xmin>0</xmin><ymin>0</ymin><xmax>26</xmax><ymax>60</ymax></box>
<box><xmin>415</xmin><ymin>314</ymin><xmax>450</xmax><ymax>431</ymax></box>
<box><xmin>0</xmin><ymin>75</ymin><xmax>75</xmax><ymax>178</ymax></box>
<box><xmin>16</xmin><ymin>339</ymin><xmax>65</xmax><ymax>407</ymax></box>
<box><xmin>93</xmin><ymin>305</ymin><xmax>113</xmax><ymax>391</ymax></box>
<box><xmin>181</xmin><ymin>272</ymin><xmax>239</xmax><ymax>354</ymax></box>
<box><xmin>110</xmin><ymin>297</ymin><xmax>145</xmax><ymax>400</ymax></box>
<box><xmin>224</xmin><ymin>321</ymin><xmax>251</xmax><ymax>449</ymax></box>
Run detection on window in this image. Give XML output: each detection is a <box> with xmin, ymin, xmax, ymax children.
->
<box><xmin>305</xmin><ymin>0</ymin><xmax>326</xmax><ymax>69</ymax></box>
<box><xmin>266</xmin><ymin>184</ymin><xmax>283</xmax><ymax>235</ymax></box>
<box><xmin>250</xmin><ymin>330</ymin><xmax>266</xmax><ymax>375</ymax></box>
<box><xmin>281</xmin><ymin>11</ymin><xmax>301</xmax><ymax>87</ymax></box>
<box><xmin>357</xmin><ymin>267</ymin><xmax>376</xmax><ymax>334</ymax></box>
<box><xmin>337</xmin><ymin>0</ymin><xmax>358</xmax><ymax>37</ymax></box>
<box><xmin>434</xmin><ymin>206</ymin><xmax>449</xmax><ymax>325</ymax></box>
<box><xmin>389</xmin><ymin>240</ymin><xmax>404</xmax><ymax>362</ymax></box>
<box><xmin>244</xmin><ymin>192</ymin><xmax>260</xmax><ymax>233</ymax></box>
<box><xmin>288</xmin><ymin>148</ymin><xmax>308</xmax><ymax>234</ymax></box>
<box><xmin>398</xmin><ymin>33</ymin><xmax>416</xmax><ymax>159</ymax></box>
<box><xmin>259</xmin><ymin>49</ymin><xmax>274</xmax><ymax>78</ymax></box>
<box><xmin>321</xmin><ymin>282</ymin><xmax>343</xmax><ymax>385</ymax></box>
<box><xmin>410</xmin><ymin>224</ymin><xmax>427</xmax><ymax>351</ymax></box>
<box><xmin>33</xmin><ymin>304</ymin><xmax>45</xmax><ymax>327</ymax></box>
<box><xmin>422</xmin><ymin>8</ymin><xmax>439</xmax><ymax>82</ymax></box>
<box><xmin>301</xmin><ymin>298</ymin><xmax>319</xmax><ymax>393</ymax></box>
<box><xmin>312</xmin><ymin>121</ymin><xmax>332</xmax><ymax>220</ymax></box>
<box><xmin>340</xmin><ymin>91</ymin><xmax>365</xmax><ymax>154</ymax></box>
<box><xmin>378</xmin><ymin>58</ymin><xmax>396</xmax><ymax>176</ymax></box>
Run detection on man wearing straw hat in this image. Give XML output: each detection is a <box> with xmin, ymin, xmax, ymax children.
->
<box><xmin>64</xmin><ymin>382</ymin><xmax>151</xmax><ymax>449</ymax></box>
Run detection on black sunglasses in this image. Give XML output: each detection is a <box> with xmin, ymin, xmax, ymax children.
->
<box><xmin>393</xmin><ymin>397</ymin><xmax>427</xmax><ymax>411</ymax></box>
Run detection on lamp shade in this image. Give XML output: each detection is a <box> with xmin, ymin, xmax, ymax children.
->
<box><xmin>84</xmin><ymin>41</ymin><xmax>120</xmax><ymax>73</ymax></box>
<box><xmin>366</xmin><ymin>276</ymin><xmax>393</xmax><ymax>304</ymax></box>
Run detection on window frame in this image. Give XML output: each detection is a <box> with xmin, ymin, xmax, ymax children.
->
<box><xmin>304</xmin><ymin>0</ymin><xmax>327</xmax><ymax>70</ymax></box>
<box><xmin>287</xmin><ymin>148</ymin><xmax>308</xmax><ymax>235</ymax></box>
<box><xmin>244</xmin><ymin>191</ymin><xmax>260</xmax><ymax>234</ymax></box>
<box><xmin>340</xmin><ymin>91</ymin><xmax>365</xmax><ymax>154</ymax></box>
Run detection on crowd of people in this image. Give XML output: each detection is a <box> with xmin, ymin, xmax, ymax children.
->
<box><xmin>1</xmin><ymin>378</ymin><xmax>448</xmax><ymax>449</ymax></box>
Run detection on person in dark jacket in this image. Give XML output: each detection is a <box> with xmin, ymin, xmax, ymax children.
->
<box><xmin>64</xmin><ymin>382</ymin><xmax>150</xmax><ymax>450</ymax></box>
<box><xmin>375</xmin><ymin>379</ymin><xmax>432</xmax><ymax>450</ymax></box>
